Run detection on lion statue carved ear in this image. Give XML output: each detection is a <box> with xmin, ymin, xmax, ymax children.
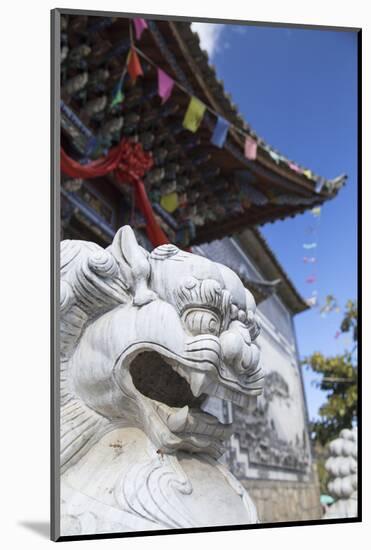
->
<box><xmin>108</xmin><ymin>225</ymin><xmax>156</xmax><ymax>306</ymax></box>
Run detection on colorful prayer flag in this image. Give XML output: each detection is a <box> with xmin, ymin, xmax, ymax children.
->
<box><xmin>244</xmin><ymin>135</ymin><xmax>257</xmax><ymax>160</ymax></box>
<box><xmin>211</xmin><ymin>117</ymin><xmax>229</xmax><ymax>148</ymax></box>
<box><xmin>127</xmin><ymin>48</ymin><xmax>143</xmax><ymax>83</ymax></box>
<box><xmin>315</xmin><ymin>178</ymin><xmax>326</xmax><ymax>193</ymax></box>
<box><xmin>133</xmin><ymin>18</ymin><xmax>148</xmax><ymax>40</ymax></box>
<box><xmin>303</xmin><ymin>243</ymin><xmax>317</xmax><ymax>249</ymax></box>
<box><xmin>84</xmin><ymin>136</ymin><xmax>98</xmax><ymax>156</ymax></box>
<box><xmin>305</xmin><ymin>275</ymin><xmax>317</xmax><ymax>284</ymax></box>
<box><xmin>269</xmin><ymin>150</ymin><xmax>281</xmax><ymax>164</ymax></box>
<box><xmin>110</xmin><ymin>87</ymin><xmax>124</xmax><ymax>108</ymax></box>
<box><xmin>110</xmin><ymin>64</ymin><xmax>128</xmax><ymax>108</ymax></box>
<box><xmin>311</xmin><ymin>206</ymin><xmax>321</xmax><ymax>217</ymax></box>
<box><xmin>157</xmin><ymin>68</ymin><xmax>174</xmax><ymax>103</ymax></box>
<box><xmin>289</xmin><ymin>162</ymin><xmax>301</xmax><ymax>173</ymax></box>
<box><xmin>303</xmin><ymin>256</ymin><xmax>317</xmax><ymax>264</ymax></box>
<box><xmin>160</xmin><ymin>192</ymin><xmax>179</xmax><ymax>213</ymax></box>
<box><xmin>183</xmin><ymin>97</ymin><xmax>206</xmax><ymax>133</ymax></box>
<box><xmin>306</xmin><ymin>296</ymin><xmax>317</xmax><ymax>307</ymax></box>
<box><xmin>303</xmin><ymin>169</ymin><xmax>314</xmax><ymax>180</ymax></box>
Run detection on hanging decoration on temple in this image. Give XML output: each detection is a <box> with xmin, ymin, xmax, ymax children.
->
<box><xmin>60</xmin><ymin>13</ymin><xmax>339</xmax><ymax>194</ymax></box>
<box><xmin>133</xmin><ymin>18</ymin><xmax>148</xmax><ymax>40</ymax></box>
<box><xmin>183</xmin><ymin>97</ymin><xmax>206</xmax><ymax>133</ymax></box>
<box><xmin>244</xmin><ymin>135</ymin><xmax>258</xmax><ymax>161</ymax></box>
<box><xmin>160</xmin><ymin>192</ymin><xmax>179</xmax><ymax>213</ymax></box>
<box><xmin>315</xmin><ymin>178</ymin><xmax>326</xmax><ymax>193</ymax></box>
<box><xmin>304</xmin><ymin>205</ymin><xmax>322</xmax><ymax>307</ymax></box>
<box><xmin>303</xmin><ymin>256</ymin><xmax>317</xmax><ymax>264</ymax></box>
<box><xmin>110</xmin><ymin>50</ymin><xmax>131</xmax><ymax>109</ymax></box>
<box><xmin>127</xmin><ymin>48</ymin><xmax>143</xmax><ymax>83</ymax></box>
<box><xmin>157</xmin><ymin>68</ymin><xmax>175</xmax><ymax>103</ymax></box>
<box><xmin>311</xmin><ymin>206</ymin><xmax>322</xmax><ymax>217</ymax></box>
<box><xmin>110</xmin><ymin>74</ymin><xmax>125</xmax><ymax>108</ymax></box>
<box><xmin>303</xmin><ymin>169</ymin><xmax>314</xmax><ymax>180</ymax></box>
<box><xmin>288</xmin><ymin>162</ymin><xmax>301</xmax><ymax>173</ymax></box>
<box><xmin>268</xmin><ymin>150</ymin><xmax>281</xmax><ymax>164</ymax></box>
<box><xmin>211</xmin><ymin>117</ymin><xmax>229</xmax><ymax>148</ymax></box>
<box><xmin>60</xmin><ymin>14</ymin><xmax>342</xmax><ymax>251</ymax></box>
<box><xmin>60</xmin><ymin>139</ymin><xmax>169</xmax><ymax>247</ymax></box>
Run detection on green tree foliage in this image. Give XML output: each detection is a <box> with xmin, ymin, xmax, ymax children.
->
<box><xmin>302</xmin><ymin>299</ymin><xmax>358</xmax><ymax>447</ymax></box>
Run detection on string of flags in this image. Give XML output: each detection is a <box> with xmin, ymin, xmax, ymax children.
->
<box><xmin>106</xmin><ymin>17</ymin><xmax>326</xmax><ymax>187</ymax></box>
<box><xmin>304</xmin><ymin>206</ymin><xmax>321</xmax><ymax>307</ymax></box>
<box><xmin>319</xmin><ymin>296</ymin><xmax>343</xmax><ymax>340</ymax></box>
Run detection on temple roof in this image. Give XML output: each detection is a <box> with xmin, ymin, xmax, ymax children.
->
<box><xmin>60</xmin><ymin>11</ymin><xmax>346</xmax><ymax>250</ymax></box>
<box><xmin>196</xmin><ymin>228</ymin><xmax>308</xmax><ymax>315</ymax></box>
<box><xmin>235</xmin><ymin>229</ymin><xmax>309</xmax><ymax>314</ymax></box>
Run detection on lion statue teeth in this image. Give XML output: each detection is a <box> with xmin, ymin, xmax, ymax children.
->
<box><xmin>60</xmin><ymin>226</ymin><xmax>264</xmax><ymax>535</ymax></box>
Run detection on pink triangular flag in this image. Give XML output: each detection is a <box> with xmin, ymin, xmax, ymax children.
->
<box><xmin>133</xmin><ymin>18</ymin><xmax>148</xmax><ymax>40</ymax></box>
<box><xmin>244</xmin><ymin>135</ymin><xmax>257</xmax><ymax>160</ymax></box>
<box><xmin>158</xmin><ymin>68</ymin><xmax>174</xmax><ymax>103</ymax></box>
<box><xmin>289</xmin><ymin>162</ymin><xmax>301</xmax><ymax>173</ymax></box>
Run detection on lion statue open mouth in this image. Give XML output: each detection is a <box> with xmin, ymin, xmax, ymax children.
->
<box><xmin>60</xmin><ymin>226</ymin><xmax>264</xmax><ymax>535</ymax></box>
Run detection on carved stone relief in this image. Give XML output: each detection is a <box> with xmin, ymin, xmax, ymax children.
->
<box><xmin>225</xmin><ymin>369</ymin><xmax>311</xmax><ymax>476</ymax></box>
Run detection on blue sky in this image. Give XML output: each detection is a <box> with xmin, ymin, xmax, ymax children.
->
<box><xmin>192</xmin><ymin>22</ymin><xmax>358</xmax><ymax>420</ymax></box>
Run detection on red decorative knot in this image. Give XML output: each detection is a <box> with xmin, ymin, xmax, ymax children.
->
<box><xmin>60</xmin><ymin>138</ymin><xmax>167</xmax><ymax>247</ymax></box>
<box><xmin>114</xmin><ymin>140</ymin><xmax>154</xmax><ymax>185</ymax></box>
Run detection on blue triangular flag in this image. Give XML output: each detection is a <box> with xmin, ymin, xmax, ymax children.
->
<box><xmin>83</xmin><ymin>136</ymin><xmax>98</xmax><ymax>157</ymax></box>
<box><xmin>211</xmin><ymin>116</ymin><xmax>229</xmax><ymax>148</ymax></box>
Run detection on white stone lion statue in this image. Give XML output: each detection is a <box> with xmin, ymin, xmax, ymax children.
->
<box><xmin>59</xmin><ymin>226</ymin><xmax>264</xmax><ymax>536</ymax></box>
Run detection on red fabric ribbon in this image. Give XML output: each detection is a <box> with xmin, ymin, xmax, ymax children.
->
<box><xmin>61</xmin><ymin>139</ymin><xmax>169</xmax><ymax>247</ymax></box>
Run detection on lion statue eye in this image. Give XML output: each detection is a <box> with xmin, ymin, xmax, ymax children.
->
<box><xmin>182</xmin><ymin>308</ymin><xmax>221</xmax><ymax>336</ymax></box>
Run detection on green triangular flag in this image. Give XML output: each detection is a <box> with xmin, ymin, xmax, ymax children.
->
<box><xmin>110</xmin><ymin>88</ymin><xmax>125</xmax><ymax>108</ymax></box>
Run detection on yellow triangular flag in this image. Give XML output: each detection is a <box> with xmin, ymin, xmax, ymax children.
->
<box><xmin>160</xmin><ymin>192</ymin><xmax>179</xmax><ymax>213</ymax></box>
<box><xmin>183</xmin><ymin>97</ymin><xmax>206</xmax><ymax>133</ymax></box>
<box><xmin>303</xmin><ymin>169</ymin><xmax>313</xmax><ymax>180</ymax></box>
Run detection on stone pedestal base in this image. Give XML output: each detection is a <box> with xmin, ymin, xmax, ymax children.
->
<box><xmin>242</xmin><ymin>477</ymin><xmax>322</xmax><ymax>523</ymax></box>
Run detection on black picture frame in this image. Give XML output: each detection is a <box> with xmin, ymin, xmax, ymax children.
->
<box><xmin>51</xmin><ymin>8</ymin><xmax>362</xmax><ymax>542</ymax></box>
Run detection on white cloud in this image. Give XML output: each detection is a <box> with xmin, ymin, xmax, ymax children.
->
<box><xmin>191</xmin><ymin>22</ymin><xmax>225</xmax><ymax>59</ymax></box>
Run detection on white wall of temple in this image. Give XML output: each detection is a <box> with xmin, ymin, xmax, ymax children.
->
<box><xmin>257</xmin><ymin>311</ymin><xmax>306</xmax><ymax>444</ymax></box>
<box><xmin>195</xmin><ymin>237</ymin><xmax>313</xmax><ymax>481</ymax></box>
<box><xmin>232</xmin><ymin>306</ymin><xmax>312</xmax><ymax>482</ymax></box>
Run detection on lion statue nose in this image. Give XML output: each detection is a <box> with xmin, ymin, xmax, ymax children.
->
<box><xmin>220</xmin><ymin>325</ymin><xmax>260</xmax><ymax>376</ymax></box>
